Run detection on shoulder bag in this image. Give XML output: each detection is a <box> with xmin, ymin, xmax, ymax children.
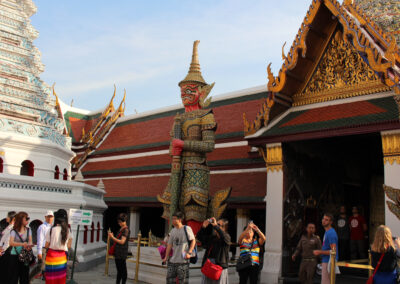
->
<box><xmin>108</xmin><ymin>227</ymin><xmax>126</xmax><ymax>256</ymax></box>
<box><xmin>201</xmin><ymin>245</ymin><xmax>223</xmax><ymax>281</ymax></box>
<box><xmin>366</xmin><ymin>252</ymin><xmax>384</xmax><ymax>284</ymax></box>
<box><xmin>236</xmin><ymin>237</ymin><xmax>255</xmax><ymax>272</ymax></box>
<box><xmin>13</xmin><ymin>228</ymin><xmax>35</xmax><ymax>265</ymax></box>
<box><xmin>183</xmin><ymin>225</ymin><xmax>198</xmax><ymax>264</ymax></box>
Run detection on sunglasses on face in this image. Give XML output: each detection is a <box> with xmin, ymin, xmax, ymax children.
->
<box><xmin>25</xmin><ymin>217</ymin><xmax>30</xmax><ymax>221</ymax></box>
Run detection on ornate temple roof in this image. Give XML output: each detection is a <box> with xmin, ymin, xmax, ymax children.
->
<box><xmin>79</xmin><ymin>86</ymin><xmax>268</xmax><ymax>203</ymax></box>
<box><xmin>61</xmin><ymin>87</ymin><xmax>126</xmax><ymax>173</ymax></box>
<box><xmin>244</xmin><ymin>0</ymin><xmax>400</xmax><ymax>140</ymax></box>
<box><xmin>0</xmin><ymin>0</ymin><xmax>70</xmax><ymax>148</ymax></box>
<box><xmin>252</xmin><ymin>95</ymin><xmax>399</xmax><ymax>143</ymax></box>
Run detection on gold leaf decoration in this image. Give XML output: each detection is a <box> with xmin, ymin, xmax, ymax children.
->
<box><xmin>293</xmin><ymin>30</ymin><xmax>389</xmax><ymax>106</ymax></box>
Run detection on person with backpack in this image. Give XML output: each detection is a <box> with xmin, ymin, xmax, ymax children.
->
<box><xmin>44</xmin><ymin>209</ymin><xmax>72</xmax><ymax>284</ymax></box>
<box><xmin>108</xmin><ymin>213</ymin><xmax>130</xmax><ymax>284</ymax></box>
<box><xmin>197</xmin><ymin>217</ymin><xmax>231</xmax><ymax>284</ymax></box>
<box><xmin>8</xmin><ymin>211</ymin><xmax>33</xmax><ymax>284</ymax></box>
<box><xmin>237</xmin><ymin>221</ymin><xmax>266</xmax><ymax>284</ymax></box>
<box><xmin>162</xmin><ymin>211</ymin><xmax>196</xmax><ymax>284</ymax></box>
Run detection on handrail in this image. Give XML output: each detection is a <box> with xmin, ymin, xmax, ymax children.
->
<box><xmin>330</xmin><ymin>248</ymin><xmax>336</xmax><ymax>284</ymax></box>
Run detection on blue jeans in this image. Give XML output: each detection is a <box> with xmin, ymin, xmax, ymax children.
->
<box><xmin>374</xmin><ymin>269</ymin><xmax>397</xmax><ymax>284</ymax></box>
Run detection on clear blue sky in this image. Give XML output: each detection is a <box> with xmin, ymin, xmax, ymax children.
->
<box><xmin>32</xmin><ymin>1</ymin><xmax>313</xmax><ymax>114</ymax></box>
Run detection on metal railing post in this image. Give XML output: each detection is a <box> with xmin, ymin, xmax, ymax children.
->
<box><xmin>134</xmin><ymin>232</ymin><xmax>142</xmax><ymax>283</ymax></box>
<box><xmin>368</xmin><ymin>249</ymin><xmax>372</xmax><ymax>278</ymax></box>
<box><xmin>105</xmin><ymin>228</ymin><xmax>111</xmax><ymax>276</ymax></box>
<box><xmin>148</xmin><ymin>230</ymin><xmax>152</xmax><ymax>247</ymax></box>
<box><xmin>330</xmin><ymin>248</ymin><xmax>336</xmax><ymax>284</ymax></box>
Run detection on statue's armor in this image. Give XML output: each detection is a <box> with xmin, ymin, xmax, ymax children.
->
<box><xmin>160</xmin><ymin>108</ymin><xmax>217</xmax><ymax>221</ymax></box>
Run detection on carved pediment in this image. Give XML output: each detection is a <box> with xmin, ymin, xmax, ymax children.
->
<box><xmin>293</xmin><ymin>30</ymin><xmax>390</xmax><ymax>106</ymax></box>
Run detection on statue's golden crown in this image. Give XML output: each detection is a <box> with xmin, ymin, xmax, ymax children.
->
<box><xmin>179</xmin><ymin>40</ymin><xmax>214</xmax><ymax>108</ymax></box>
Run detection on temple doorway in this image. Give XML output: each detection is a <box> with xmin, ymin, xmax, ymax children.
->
<box><xmin>281</xmin><ymin>133</ymin><xmax>384</xmax><ymax>277</ymax></box>
<box><xmin>139</xmin><ymin>207</ymin><xmax>165</xmax><ymax>238</ymax></box>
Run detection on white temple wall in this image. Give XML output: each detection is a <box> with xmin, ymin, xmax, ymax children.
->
<box><xmin>0</xmin><ymin>173</ymin><xmax>107</xmax><ymax>270</ymax></box>
<box><xmin>0</xmin><ymin>133</ymin><xmax>74</xmax><ymax>179</ymax></box>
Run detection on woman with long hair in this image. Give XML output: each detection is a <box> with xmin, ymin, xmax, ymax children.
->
<box><xmin>197</xmin><ymin>217</ymin><xmax>231</xmax><ymax>284</ymax></box>
<box><xmin>44</xmin><ymin>209</ymin><xmax>72</xmax><ymax>284</ymax></box>
<box><xmin>108</xmin><ymin>213</ymin><xmax>130</xmax><ymax>284</ymax></box>
<box><xmin>370</xmin><ymin>225</ymin><xmax>400</xmax><ymax>284</ymax></box>
<box><xmin>237</xmin><ymin>222</ymin><xmax>266</xmax><ymax>284</ymax></box>
<box><xmin>8</xmin><ymin>211</ymin><xmax>33</xmax><ymax>284</ymax></box>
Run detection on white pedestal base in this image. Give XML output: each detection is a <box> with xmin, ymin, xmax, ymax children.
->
<box><xmin>260</xmin><ymin>251</ymin><xmax>282</xmax><ymax>284</ymax></box>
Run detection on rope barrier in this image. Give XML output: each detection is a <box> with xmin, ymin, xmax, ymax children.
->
<box><xmin>329</xmin><ymin>249</ymin><xmax>373</xmax><ymax>283</ymax></box>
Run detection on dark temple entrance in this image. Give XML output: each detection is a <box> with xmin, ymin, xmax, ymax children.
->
<box><xmin>281</xmin><ymin>133</ymin><xmax>384</xmax><ymax>277</ymax></box>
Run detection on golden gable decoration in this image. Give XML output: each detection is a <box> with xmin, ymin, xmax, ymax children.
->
<box><xmin>293</xmin><ymin>31</ymin><xmax>390</xmax><ymax>106</ymax></box>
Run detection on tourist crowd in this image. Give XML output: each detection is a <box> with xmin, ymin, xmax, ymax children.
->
<box><xmin>0</xmin><ymin>209</ymin><xmax>72</xmax><ymax>284</ymax></box>
<box><xmin>1</xmin><ymin>207</ymin><xmax>399</xmax><ymax>284</ymax></box>
<box><xmin>152</xmin><ymin>209</ymin><xmax>399</xmax><ymax>284</ymax></box>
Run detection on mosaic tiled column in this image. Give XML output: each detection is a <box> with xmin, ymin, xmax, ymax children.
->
<box><xmin>381</xmin><ymin>130</ymin><xmax>400</xmax><ymax>236</ymax></box>
<box><xmin>260</xmin><ymin>143</ymin><xmax>283</xmax><ymax>284</ymax></box>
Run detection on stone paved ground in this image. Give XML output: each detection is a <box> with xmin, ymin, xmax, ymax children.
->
<box><xmin>31</xmin><ymin>262</ymin><xmax>147</xmax><ymax>284</ymax></box>
<box><xmin>30</xmin><ymin>262</ymin><xmax>368</xmax><ymax>284</ymax></box>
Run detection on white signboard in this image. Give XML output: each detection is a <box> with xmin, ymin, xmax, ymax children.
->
<box><xmin>69</xmin><ymin>209</ymin><xmax>93</xmax><ymax>225</ymax></box>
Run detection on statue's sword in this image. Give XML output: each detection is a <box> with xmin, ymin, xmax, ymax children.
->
<box><xmin>169</xmin><ymin>115</ymin><xmax>183</xmax><ymax>229</ymax></box>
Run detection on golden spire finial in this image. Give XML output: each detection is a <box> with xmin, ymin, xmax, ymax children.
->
<box><xmin>189</xmin><ymin>40</ymin><xmax>201</xmax><ymax>73</ymax></box>
<box><xmin>179</xmin><ymin>40</ymin><xmax>207</xmax><ymax>86</ymax></box>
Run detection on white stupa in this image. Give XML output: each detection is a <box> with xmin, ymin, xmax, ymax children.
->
<box><xmin>0</xmin><ymin>0</ymin><xmax>107</xmax><ymax>270</ymax></box>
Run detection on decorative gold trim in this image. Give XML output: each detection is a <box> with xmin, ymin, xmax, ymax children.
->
<box><xmin>246</xmin><ymin>0</ymin><xmax>400</xmax><ymax>137</ymax></box>
<box><xmin>294</xmin><ymin>30</ymin><xmax>389</xmax><ymax>106</ymax></box>
<box><xmin>266</xmin><ymin>145</ymin><xmax>283</xmax><ymax>172</ymax></box>
<box><xmin>81</xmin><ymin>85</ymin><xmax>116</xmax><ymax>143</ymax></box>
<box><xmin>267</xmin><ymin>0</ymin><xmax>322</xmax><ymax>93</ymax></box>
<box><xmin>267</xmin><ymin>0</ymin><xmax>400</xmax><ymax>98</ymax></box>
<box><xmin>243</xmin><ymin>92</ymin><xmax>275</xmax><ymax>136</ymax></box>
<box><xmin>73</xmin><ymin>90</ymin><xmax>126</xmax><ymax>170</ymax></box>
<box><xmin>294</xmin><ymin>80</ymin><xmax>390</xmax><ymax>106</ymax></box>
<box><xmin>52</xmin><ymin>83</ymin><xmax>68</xmax><ymax>135</ymax></box>
<box><xmin>326</xmin><ymin>0</ymin><xmax>400</xmax><ymax>92</ymax></box>
<box><xmin>381</xmin><ymin>132</ymin><xmax>400</xmax><ymax>165</ymax></box>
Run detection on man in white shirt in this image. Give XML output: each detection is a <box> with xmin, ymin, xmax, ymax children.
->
<box><xmin>37</xmin><ymin>210</ymin><xmax>54</xmax><ymax>277</ymax></box>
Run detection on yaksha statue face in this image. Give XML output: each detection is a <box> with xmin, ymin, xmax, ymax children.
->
<box><xmin>178</xmin><ymin>40</ymin><xmax>214</xmax><ymax>112</ymax></box>
<box><xmin>180</xmin><ymin>83</ymin><xmax>202</xmax><ymax>107</ymax></box>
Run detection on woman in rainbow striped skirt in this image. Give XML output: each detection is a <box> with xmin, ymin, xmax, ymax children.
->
<box><xmin>44</xmin><ymin>209</ymin><xmax>72</xmax><ymax>284</ymax></box>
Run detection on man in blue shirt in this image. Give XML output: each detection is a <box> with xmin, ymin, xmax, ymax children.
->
<box><xmin>313</xmin><ymin>213</ymin><xmax>338</xmax><ymax>284</ymax></box>
<box><xmin>37</xmin><ymin>210</ymin><xmax>54</xmax><ymax>279</ymax></box>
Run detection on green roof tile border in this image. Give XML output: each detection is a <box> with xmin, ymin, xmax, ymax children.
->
<box><xmin>261</xmin><ymin>96</ymin><xmax>399</xmax><ymax>137</ymax></box>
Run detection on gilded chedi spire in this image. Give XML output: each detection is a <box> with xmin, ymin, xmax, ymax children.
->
<box><xmin>179</xmin><ymin>40</ymin><xmax>207</xmax><ymax>86</ymax></box>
